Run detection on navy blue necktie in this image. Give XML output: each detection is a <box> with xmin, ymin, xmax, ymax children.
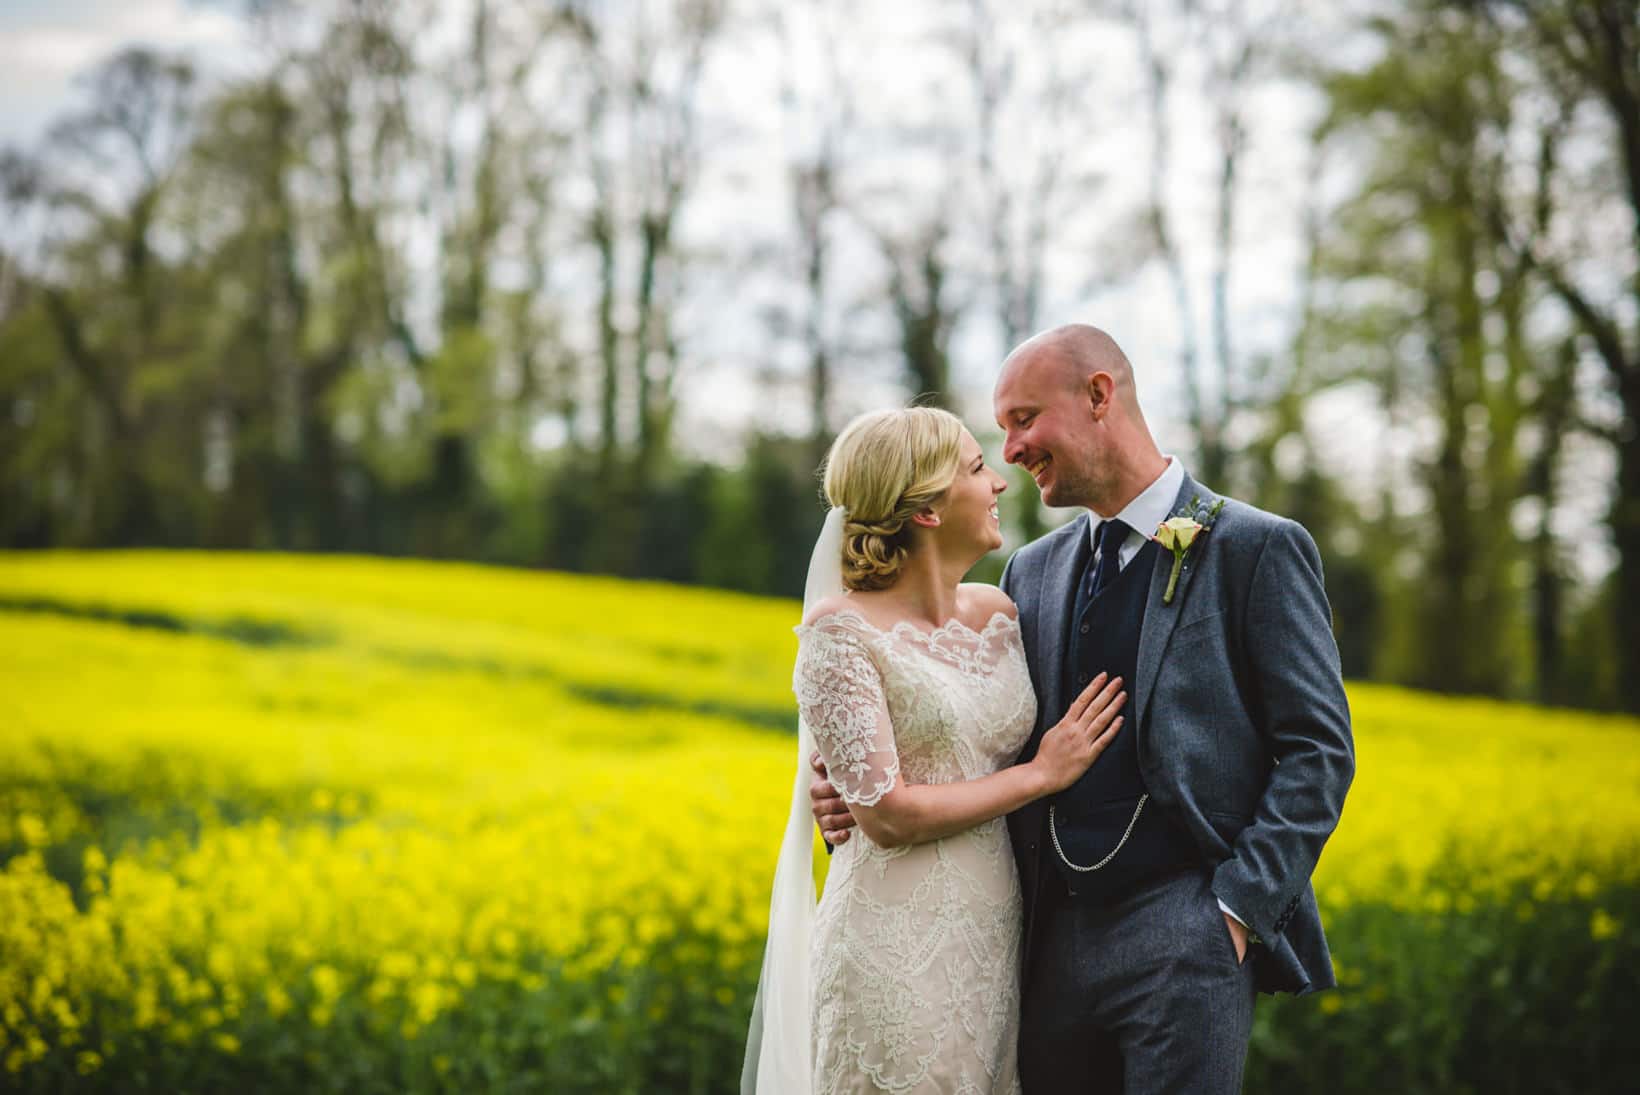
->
<box><xmin>1087</xmin><ymin>519</ymin><xmax>1130</xmax><ymax>602</ymax></box>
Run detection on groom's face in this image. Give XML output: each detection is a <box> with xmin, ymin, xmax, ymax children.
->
<box><xmin>993</xmin><ymin>351</ymin><xmax>1101</xmax><ymax>509</ymax></box>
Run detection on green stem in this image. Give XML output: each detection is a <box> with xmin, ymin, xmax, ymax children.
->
<box><xmin>1164</xmin><ymin>553</ymin><xmax>1183</xmax><ymax>604</ymax></box>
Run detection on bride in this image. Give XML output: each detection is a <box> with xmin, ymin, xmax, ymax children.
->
<box><xmin>743</xmin><ymin>406</ymin><xmax>1128</xmax><ymax>1094</ymax></box>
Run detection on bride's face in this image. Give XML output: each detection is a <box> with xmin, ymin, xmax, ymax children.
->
<box><xmin>933</xmin><ymin>430</ymin><xmax>1007</xmax><ymax>559</ymax></box>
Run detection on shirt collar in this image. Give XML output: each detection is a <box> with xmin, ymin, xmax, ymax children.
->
<box><xmin>1088</xmin><ymin>456</ymin><xmax>1183</xmax><ymax>552</ymax></box>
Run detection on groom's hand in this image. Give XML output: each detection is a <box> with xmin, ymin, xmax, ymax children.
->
<box><xmin>809</xmin><ymin>752</ymin><xmax>855</xmax><ymax>845</ymax></box>
<box><xmin>1223</xmin><ymin>912</ymin><xmax>1249</xmax><ymax>964</ymax></box>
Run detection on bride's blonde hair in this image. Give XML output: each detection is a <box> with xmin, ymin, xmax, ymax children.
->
<box><xmin>822</xmin><ymin>406</ymin><xmax>964</xmax><ymax>592</ymax></box>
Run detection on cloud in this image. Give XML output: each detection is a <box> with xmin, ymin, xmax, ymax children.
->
<box><xmin>0</xmin><ymin>0</ymin><xmax>246</xmax><ymax>145</ymax></box>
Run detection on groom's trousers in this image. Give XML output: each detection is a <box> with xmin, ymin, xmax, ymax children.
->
<box><xmin>1018</xmin><ymin>865</ymin><xmax>1256</xmax><ymax>1095</ymax></box>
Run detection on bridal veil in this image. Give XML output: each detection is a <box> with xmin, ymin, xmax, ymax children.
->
<box><xmin>740</xmin><ymin>505</ymin><xmax>844</xmax><ymax>1095</ymax></box>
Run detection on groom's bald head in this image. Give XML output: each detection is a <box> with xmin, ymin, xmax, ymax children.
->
<box><xmin>997</xmin><ymin>324</ymin><xmax>1139</xmax><ymax>411</ymax></box>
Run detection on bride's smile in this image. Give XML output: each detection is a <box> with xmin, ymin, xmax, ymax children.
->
<box><xmin>929</xmin><ymin>429</ymin><xmax>1007</xmax><ymax>559</ymax></box>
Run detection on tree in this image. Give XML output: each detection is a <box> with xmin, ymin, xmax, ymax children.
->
<box><xmin>957</xmin><ymin>0</ymin><xmax>1092</xmax><ymax>541</ymax></box>
<box><xmin>4</xmin><ymin>49</ymin><xmax>202</xmax><ymax>546</ymax></box>
<box><xmin>771</xmin><ymin>0</ymin><xmax>858</xmax><ymax>470</ymax></box>
<box><xmin>1471</xmin><ymin>0</ymin><xmax>1640</xmax><ymax>710</ymax></box>
<box><xmin>1315</xmin><ymin>2</ymin><xmax>1575</xmax><ymax>698</ymax></box>
<box><xmin>562</xmin><ymin>0</ymin><xmax>726</xmax><ymax>572</ymax></box>
<box><xmin>1128</xmin><ymin>0</ymin><xmax>1298</xmax><ymax>495</ymax></box>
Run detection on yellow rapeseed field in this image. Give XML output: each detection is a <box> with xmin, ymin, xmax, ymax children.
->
<box><xmin>1</xmin><ymin>550</ymin><xmax>1636</xmax><ymax>1084</ymax></box>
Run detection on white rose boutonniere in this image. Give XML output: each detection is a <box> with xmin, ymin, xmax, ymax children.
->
<box><xmin>1154</xmin><ymin>497</ymin><xmax>1225</xmax><ymax>605</ymax></box>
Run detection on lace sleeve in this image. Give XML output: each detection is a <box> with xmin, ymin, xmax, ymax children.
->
<box><xmin>793</xmin><ymin>618</ymin><xmax>899</xmax><ymax>807</ymax></box>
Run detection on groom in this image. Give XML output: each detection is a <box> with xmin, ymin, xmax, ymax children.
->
<box><xmin>810</xmin><ymin>325</ymin><xmax>1354</xmax><ymax>1093</ymax></box>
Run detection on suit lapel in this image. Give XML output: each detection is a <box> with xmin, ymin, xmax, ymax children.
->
<box><xmin>1134</xmin><ymin>474</ymin><xmax>1218</xmax><ymax>729</ymax></box>
<box><xmin>1035</xmin><ymin>513</ymin><xmax>1089</xmax><ymax>732</ymax></box>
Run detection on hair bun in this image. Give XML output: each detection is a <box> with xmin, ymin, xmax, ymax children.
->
<box><xmin>840</xmin><ymin>516</ymin><xmax>913</xmax><ymax>591</ymax></box>
<box><xmin>820</xmin><ymin>407</ymin><xmax>965</xmax><ymax>592</ymax></box>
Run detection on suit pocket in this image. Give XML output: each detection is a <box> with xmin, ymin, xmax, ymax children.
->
<box><xmin>1171</xmin><ymin>609</ymin><xmax>1225</xmax><ymax>646</ymax></box>
<box><xmin>1209</xmin><ymin>895</ymin><xmax>1248</xmax><ymax>968</ymax></box>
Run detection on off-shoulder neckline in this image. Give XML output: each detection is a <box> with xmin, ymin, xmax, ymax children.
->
<box><xmin>794</xmin><ymin>606</ymin><xmax>1018</xmax><ymax>645</ymax></box>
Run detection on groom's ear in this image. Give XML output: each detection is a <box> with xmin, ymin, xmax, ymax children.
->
<box><xmin>1086</xmin><ymin>371</ymin><xmax>1115</xmax><ymax>420</ymax></box>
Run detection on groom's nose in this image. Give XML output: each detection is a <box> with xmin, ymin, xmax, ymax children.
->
<box><xmin>1002</xmin><ymin>432</ymin><xmax>1024</xmax><ymax>465</ymax></box>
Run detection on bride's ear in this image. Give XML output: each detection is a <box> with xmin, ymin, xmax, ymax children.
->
<box><xmin>910</xmin><ymin>508</ymin><xmax>941</xmax><ymax>529</ymax></box>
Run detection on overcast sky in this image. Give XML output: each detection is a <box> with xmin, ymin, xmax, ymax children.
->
<box><xmin>0</xmin><ymin>0</ymin><xmax>248</xmax><ymax>144</ymax></box>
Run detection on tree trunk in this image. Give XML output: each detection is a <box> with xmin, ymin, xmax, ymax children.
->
<box><xmin>1528</xmin><ymin>342</ymin><xmax>1576</xmax><ymax>704</ymax></box>
<box><xmin>1616</xmin><ymin>383</ymin><xmax>1640</xmax><ymax>711</ymax></box>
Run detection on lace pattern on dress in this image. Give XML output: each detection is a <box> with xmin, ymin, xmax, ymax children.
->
<box><xmin>795</xmin><ymin>604</ymin><xmax>1035</xmax><ymax>1095</ymax></box>
<box><xmin>793</xmin><ymin>617</ymin><xmax>900</xmax><ymax>807</ymax></box>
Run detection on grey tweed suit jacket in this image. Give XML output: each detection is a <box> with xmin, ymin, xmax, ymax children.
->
<box><xmin>999</xmin><ymin>471</ymin><xmax>1354</xmax><ymax>995</ymax></box>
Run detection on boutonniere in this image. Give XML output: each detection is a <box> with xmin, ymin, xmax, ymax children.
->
<box><xmin>1154</xmin><ymin>496</ymin><xmax>1225</xmax><ymax>605</ymax></box>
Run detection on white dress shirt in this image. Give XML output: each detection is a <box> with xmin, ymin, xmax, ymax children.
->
<box><xmin>1088</xmin><ymin>455</ymin><xmax>1185</xmax><ymax>569</ymax></box>
<box><xmin>1085</xmin><ymin>456</ymin><xmax>1250</xmax><ymax>935</ymax></box>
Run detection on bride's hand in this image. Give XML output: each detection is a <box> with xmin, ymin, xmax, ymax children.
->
<box><xmin>1032</xmin><ymin>672</ymin><xmax>1126</xmax><ymax>795</ymax></box>
<box><xmin>809</xmin><ymin>753</ymin><xmax>855</xmax><ymax>845</ymax></box>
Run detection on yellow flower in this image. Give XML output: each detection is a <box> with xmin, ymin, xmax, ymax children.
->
<box><xmin>411</xmin><ymin>982</ymin><xmax>443</xmax><ymax>1025</ymax></box>
<box><xmin>1590</xmin><ymin>910</ymin><xmax>1621</xmax><ymax>942</ymax></box>
<box><xmin>310</xmin><ymin>965</ymin><xmax>341</xmax><ymax>1001</ymax></box>
<box><xmin>2</xmin><ymin>550</ymin><xmax>1637</xmax><ymax>1083</ymax></box>
<box><xmin>16</xmin><ymin>814</ymin><xmax>48</xmax><ymax>850</ymax></box>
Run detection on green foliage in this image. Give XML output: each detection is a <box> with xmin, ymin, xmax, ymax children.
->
<box><xmin>695</xmin><ymin>436</ymin><xmax>825</xmax><ymax>598</ymax></box>
<box><xmin>1249</xmin><ymin>874</ymin><xmax>1638</xmax><ymax>1095</ymax></box>
<box><xmin>1563</xmin><ymin>576</ymin><xmax>1622</xmax><ymax>712</ymax></box>
<box><xmin>1309</xmin><ymin>0</ymin><xmax>1616</xmax><ymax>705</ymax></box>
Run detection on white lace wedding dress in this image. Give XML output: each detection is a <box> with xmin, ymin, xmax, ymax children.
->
<box><xmin>793</xmin><ymin>606</ymin><xmax>1036</xmax><ymax>1095</ymax></box>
